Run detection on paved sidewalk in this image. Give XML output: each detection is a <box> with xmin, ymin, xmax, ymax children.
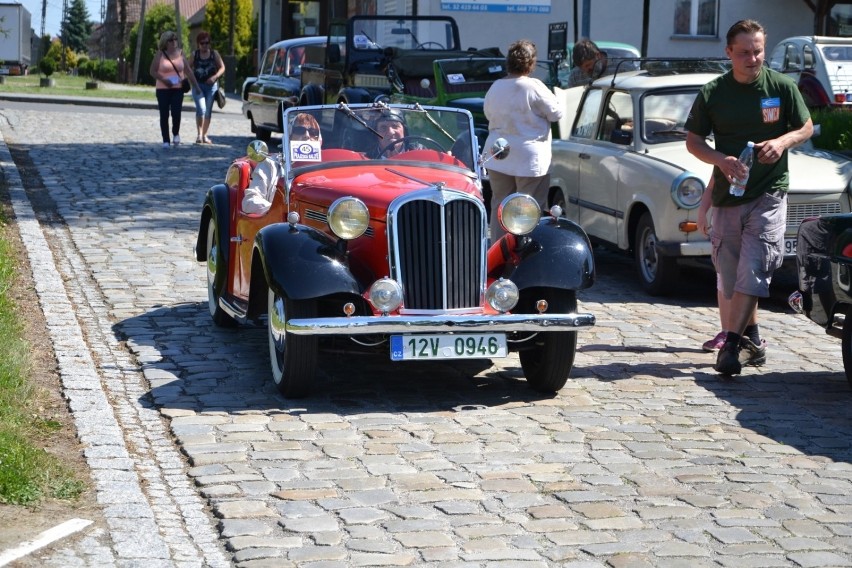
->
<box><xmin>0</xmin><ymin>90</ymin><xmax>244</xmax><ymax>113</ymax></box>
<box><xmin>0</xmin><ymin>96</ymin><xmax>850</xmax><ymax>567</ymax></box>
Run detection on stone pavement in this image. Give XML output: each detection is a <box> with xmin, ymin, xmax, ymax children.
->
<box><xmin>0</xmin><ymin>98</ymin><xmax>850</xmax><ymax>567</ymax></box>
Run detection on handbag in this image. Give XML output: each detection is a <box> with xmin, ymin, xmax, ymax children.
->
<box><xmin>163</xmin><ymin>50</ymin><xmax>191</xmax><ymax>93</ymax></box>
<box><xmin>214</xmin><ymin>86</ymin><xmax>227</xmax><ymax>108</ymax></box>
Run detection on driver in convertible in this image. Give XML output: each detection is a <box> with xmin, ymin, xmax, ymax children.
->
<box><xmin>242</xmin><ymin>113</ymin><xmax>321</xmax><ymax>215</ymax></box>
<box><xmin>369</xmin><ymin>109</ymin><xmax>423</xmax><ymax>159</ymax></box>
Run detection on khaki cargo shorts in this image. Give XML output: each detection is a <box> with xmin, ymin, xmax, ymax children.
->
<box><xmin>710</xmin><ymin>191</ymin><xmax>787</xmax><ymax>299</ymax></box>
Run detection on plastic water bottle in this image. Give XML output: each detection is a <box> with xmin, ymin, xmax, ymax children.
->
<box><xmin>729</xmin><ymin>141</ymin><xmax>754</xmax><ymax>197</ymax></box>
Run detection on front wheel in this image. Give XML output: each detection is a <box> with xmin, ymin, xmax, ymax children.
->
<box><xmin>205</xmin><ymin>217</ymin><xmax>237</xmax><ymax>327</ymax></box>
<box><xmin>634</xmin><ymin>211</ymin><xmax>678</xmax><ymax>296</ymax></box>
<box><xmin>842</xmin><ymin>308</ymin><xmax>852</xmax><ymax>387</ymax></box>
<box><xmin>517</xmin><ymin>288</ymin><xmax>578</xmax><ymax>393</ymax></box>
<box><xmin>268</xmin><ymin>289</ymin><xmax>317</xmax><ymax>398</ymax></box>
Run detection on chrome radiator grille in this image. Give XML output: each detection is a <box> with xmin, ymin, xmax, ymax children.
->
<box><xmin>787</xmin><ymin>201</ymin><xmax>842</xmax><ymax>231</ymax></box>
<box><xmin>389</xmin><ymin>193</ymin><xmax>485</xmax><ymax>312</ymax></box>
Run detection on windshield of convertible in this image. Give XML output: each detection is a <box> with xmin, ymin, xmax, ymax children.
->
<box><xmin>281</xmin><ymin>104</ymin><xmax>478</xmax><ymax>170</ymax></box>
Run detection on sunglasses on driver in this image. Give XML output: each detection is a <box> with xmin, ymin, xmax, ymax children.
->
<box><xmin>292</xmin><ymin>126</ymin><xmax>320</xmax><ymax>138</ymax></box>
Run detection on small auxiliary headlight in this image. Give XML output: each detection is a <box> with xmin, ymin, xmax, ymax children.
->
<box><xmin>368</xmin><ymin>278</ymin><xmax>403</xmax><ymax>313</ymax></box>
<box><xmin>485</xmin><ymin>278</ymin><xmax>519</xmax><ymax>313</ymax></box>
<box><xmin>328</xmin><ymin>197</ymin><xmax>369</xmax><ymax>240</ymax></box>
<box><xmin>498</xmin><ymin>193</ymin><xmax>541</xmax><ymax>235</ymax></box>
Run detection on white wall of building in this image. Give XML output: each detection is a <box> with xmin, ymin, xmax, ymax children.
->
<box><xmin>419</xmin><ymin>0</ymin><xmax>819</xmax><ymax>60</ymax></box>
<box><xmin>417</xmin><ymin>2</ymin><xmax>571</xmax><ymax>55</ymax></box>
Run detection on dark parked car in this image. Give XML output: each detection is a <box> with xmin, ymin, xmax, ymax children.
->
<box><xmin>241</xmin><ymin>36</ymin><xmax>342</xmax><ymax>140</ymax></box>
<box><xmin>790</xmin><ymin>213</ymin><xmax>852</xmax><ymax>385</ymax></box>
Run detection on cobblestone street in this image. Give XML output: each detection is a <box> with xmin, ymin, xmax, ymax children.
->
<box><xmin>0</xmin><ymin>101</ymin><xmax>850</xmax><ymax>567</ymax></box>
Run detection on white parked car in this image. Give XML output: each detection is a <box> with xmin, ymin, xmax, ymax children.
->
<box><xmin>547</xmin><ymin>63</ymin><xmax>852</xmax><ymax>295</ymax></box>
<box><xmin>768</xmin><ymin>36</ymin><xmax>852</xmax><ymax>108</ymax></box>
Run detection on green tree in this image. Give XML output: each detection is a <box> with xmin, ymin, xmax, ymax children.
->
<box><xmin>125</xmin><ymin>4</ymin><xmax>189</xmax><ymax>85</ymax></box>
<box><xmin>61</xmin><ymin>0</ymin><xmax>92</xmax><ymax>54</ymax></box>
<box><xmin>203</xmin><ymin>0</ymin><xmax>253</xmax><ymax>58</ymax></box>
<box><xmin>43</xmin><ymin>38</ymin><xmax>78</xmax><ymax>72</ymax></box>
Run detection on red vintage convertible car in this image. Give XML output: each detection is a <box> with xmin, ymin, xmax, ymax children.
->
<box><xmin>196</xmin><ymin>103</ymin><xmax>596</xmax><ymax>398</ymax></box>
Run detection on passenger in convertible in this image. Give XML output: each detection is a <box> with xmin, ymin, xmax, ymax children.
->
<box><xmin>242</xmin><ymin>113</ymin><xmax>321</xmax><ymax>215</ymax></box>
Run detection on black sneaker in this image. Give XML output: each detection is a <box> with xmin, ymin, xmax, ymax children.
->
<box><xmin>714</xmin><ymin>341</ymin><xmax>742</xmax><ymax>375</ymax></box>
<box><xmin>739</xmin><ymin>338</ymin><xmax>767</xmax><ymax>366</ymax></box>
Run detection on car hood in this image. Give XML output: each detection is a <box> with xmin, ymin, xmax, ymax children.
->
<box><xmin>644</xmin><ymin>144</ymin><xmax>713</xmax><ymax>179</ymax></box>
<box><xmin>293</xmin><ymin>164</ymin><xmax>480</xmax><ymax>215</ymax></box>
<box><xmin>645</xmin><ymin>143</ymin><xmax>852</xmax><ymax>192</ymax></box>
<box><xmin>787</xmin><ymin>146</ymin><xmax>852</xmax><ymax>191</ymax></box>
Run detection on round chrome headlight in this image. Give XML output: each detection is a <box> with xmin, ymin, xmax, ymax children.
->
<box><xmin>368</xmin><ymin>278</ymin><xmax>403</xmax><ymax>313</ymax></box>
<box><xmin>498</xmin><ymin>193</ymin><xmax>541</xmax><ymax>235</ymax></box>
<box><xmin>485</xmin><ymin>278</ymin><xmax>519</xmax><ymax>313</ymax></box>
<box><xmin>671</xmin><ymin>173</ymin><xmax>704</xmax><ymax>209</ymax></box>
<box><xmin>328</xmin><ymin>197</ymin><xmax>369</xmax><ymax>240</ymax></box>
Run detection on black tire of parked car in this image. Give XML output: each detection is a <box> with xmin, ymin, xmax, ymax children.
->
<box><xmin>268</xmin><ymin>290</ymin><xmax>317</xmax><ymax>398</ymax></box>
<box><xmin>517</xmin><ymin>287</ymin><xmax>577</xmax><ymax>393</ymax></box>
<box><xmin>842</xmin><ymin>307</ymin><xmax>852</xmax><ymax>387</ymax></box>
<box><xmin>253</xmin><ymin>118</ymin><xmax>272</xmax><ymax>142</ymax></box>
<box><xmin>205</xmin><ymin>217</ymin><xmax>237</xmax><ymax>327</ymax></box>
<box><xmin>634</xmin><ymin>211</ymin><xmax>678</xmax><ymax>296</ymax></box>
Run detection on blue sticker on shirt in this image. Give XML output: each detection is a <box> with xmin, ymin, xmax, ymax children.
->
<box><xmin>761</xmin><ymin>97</ymin><xmax>780</xmax><ymax>123</ymax></box>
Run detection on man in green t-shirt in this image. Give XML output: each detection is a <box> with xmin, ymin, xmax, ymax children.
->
<box><xmin>685</xmin><ymin>19</ymin><xmax>813</xmax><ymax>376</ymax></box>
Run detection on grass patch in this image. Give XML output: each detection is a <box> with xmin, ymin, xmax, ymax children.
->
<box><xmin>0</xmin><ymin>74</ymin><xmax>155</xmax><ymax>101</ymax></box>
<box><xmin>0</xmin><ymin>207</ymin><xmax>85</xmax><ymax>506</ymax></box>
<box><xmin>810</xmin><ymin>108</ymin><xmax>852</xmax><ymax>152</ymax></box>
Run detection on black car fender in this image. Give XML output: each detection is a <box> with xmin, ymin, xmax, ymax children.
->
<box><xmin>502</xmin><ymin>218</ymin><xmax>596</xmax><ymax>292</ymax></box>
<box><xmin>196</xmin><ymin>183</ymin><xmax>231</xmax><ymax>264</ymax></box>
<box><xmin>254</xmin><ymin>222</ymin><xmax>362</xmax><ymax>300</ymax></box>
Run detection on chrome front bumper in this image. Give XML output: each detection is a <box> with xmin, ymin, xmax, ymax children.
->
<box><xmin>286</xmin><ymin>312</ymin><xmax>596</xmax><ymax>335</ymax></box>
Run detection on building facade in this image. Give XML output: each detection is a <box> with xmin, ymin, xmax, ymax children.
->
<box><xmin>255</xmin><ymin>0</ymin><xmax>852</xmax><ymax>64</ymax></box>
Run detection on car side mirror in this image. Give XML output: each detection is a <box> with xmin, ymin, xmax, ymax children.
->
<box><xmin>247</xmin><ymin>140</ymin><xmax>269</xmax><ymax>162</ymax></box>
<box><xmin>479</xmin><ymin>138</ymin><xmax>510</xmax><ymax>165</ymax></box>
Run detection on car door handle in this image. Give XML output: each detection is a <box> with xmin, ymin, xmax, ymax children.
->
<box><xmin>579</xmin><ymin>153</ymin><xmax>591</xmax><ymax>160</ymax></box>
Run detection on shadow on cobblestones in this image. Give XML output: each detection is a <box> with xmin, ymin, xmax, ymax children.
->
<box><xmin>699</xmin><ymin>370</ymin><xmax>852</xmax><ymax>463</ymax></box>
<box><xmin>116</xmin><ymin>301</ymin><xmax>560</xmax><ymax>415</ymax></box>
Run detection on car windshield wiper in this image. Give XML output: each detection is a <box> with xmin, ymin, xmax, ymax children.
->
<box><xmin>336</xmin><ymin>102</ymin><xmax>382</xmax><ymax>138</ymax></box>
<box><xmin>411</xmin><ymin>103</ymin><xmax>456</xmax><ymax>143</ymax></box>
<box><xmin>359</xmin><ymin>29</ymin><xmax>382</xmax><ymax>49</ymax></box>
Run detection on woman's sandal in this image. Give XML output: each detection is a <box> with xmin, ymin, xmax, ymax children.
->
<box><xmin>203</xmin><ymin>136</ymin><xmax>213</xmax><ymax>144</ymax></box>
<box><xmin>195</xmin><ymin>136</ymin><xmax>203</xmax><ymax>144</ymax></box>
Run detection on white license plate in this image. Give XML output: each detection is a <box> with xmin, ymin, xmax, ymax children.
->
<box><xmin>390</xmin><ymin>333</ymin><xmax>507</xmax><ymax>361</ymax></box>
<box><xmin>784</xmin><ymin>237</ymin><xmax>797</xmax><ymax>256</ymax></box>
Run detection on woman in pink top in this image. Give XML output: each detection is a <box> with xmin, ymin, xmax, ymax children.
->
<box><xmin>149</xmin><ymin>31</ymin><xmax>199</xmax><ymax>148</ymax></box>
<box><xmin>483</xmin><ymin>39</ymin><xmax>563</xmax><ymax>240</ymax></box>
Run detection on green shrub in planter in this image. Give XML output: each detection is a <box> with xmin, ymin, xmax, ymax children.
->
<box><xmin>38</xmin><ymin>58</ymin><xmax>55</xmax><ymax>77</ymax></box>
<box><xmin>810</xmin><ymin>108</ymin><xmax>852</xmax><ymax>152</ymax></box>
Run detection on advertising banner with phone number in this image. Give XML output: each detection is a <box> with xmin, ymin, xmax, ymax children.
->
<box><xmin>441</xmin><ymin>0</ymin><xmax>550</xmax><ymax>14</ymax></box>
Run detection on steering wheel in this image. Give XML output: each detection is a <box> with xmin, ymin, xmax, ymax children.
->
<box><xmin>377</xmin><ymin>136</ymin><xmax>445</xmax><ymax>158</ymax></box>
<box><xmin>417</xmin><ymin>41</ymin><xmax>446</xmax><ymax>50</ymax></box>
